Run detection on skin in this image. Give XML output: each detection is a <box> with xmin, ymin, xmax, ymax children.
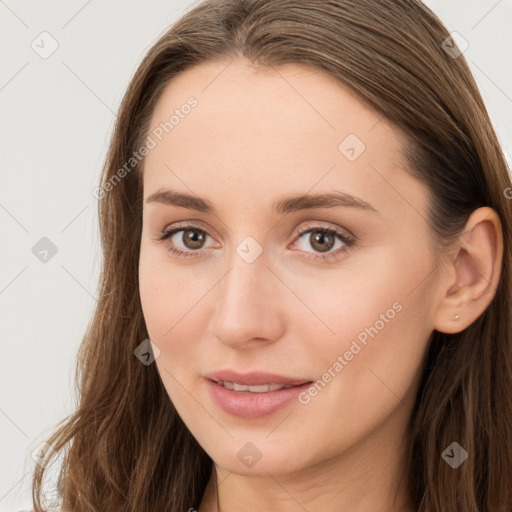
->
<box><xmin>138</xmin><ymin>58</ymin><xmax>503</xmax><ymax>512</ymax></box>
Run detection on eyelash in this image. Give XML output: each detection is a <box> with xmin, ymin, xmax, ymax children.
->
<box><xmin>156</xmin><ymin>223</ymin><xmax>355</xmax><ymax>262</ymax></box>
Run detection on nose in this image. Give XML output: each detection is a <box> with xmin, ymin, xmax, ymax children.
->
<box><xmin>209</xmin><ymin>248</ymin><xmax>285</xmax><ymax>349</ymax></box>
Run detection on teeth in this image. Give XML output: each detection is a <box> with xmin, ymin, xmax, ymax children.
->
<box><xmin>269</xmin><ymin>383</ymin><xmax>288</xmax><ymax>391</ymax></box>
<box><xmin>219</xmin><ymin>381</ymin><xmax>292</xmax><ymax>393</ymax></box>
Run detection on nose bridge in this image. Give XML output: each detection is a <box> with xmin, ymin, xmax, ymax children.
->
<box><xmin>210</xmin><ymin>237</ymin><xmax>284</xmax><ymax>347</ymax></box>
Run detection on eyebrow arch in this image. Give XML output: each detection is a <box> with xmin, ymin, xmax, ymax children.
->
<box><xmin>145</xmin><ymin>188</ymin><xmax>379</xmax><ymax>215</ymax></box>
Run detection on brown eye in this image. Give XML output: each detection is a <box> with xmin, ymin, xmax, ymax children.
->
<box><xmin>308</xmin><ymin>230</ymin><xmax>336</xmax><ymax>253</ymax></box>
<box><xmin>158</xmin><ymin>226</ymin><xmax>213</xmax><ymax>259</ymax></box>
<box><xmin>179</xmin><ymin>229</ymin><xmax>206</xmax><ymax>250</ymax></box>
<box><xmin>294</xmin><ymin>225</ymin><xmax>355</xmax><ymax>262</ymax></box>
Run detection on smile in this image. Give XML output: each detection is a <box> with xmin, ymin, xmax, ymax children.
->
<box><xmin>216</xmin><ymin>381</ymin><xmax>298</xmax><ymax>393</ymax></box>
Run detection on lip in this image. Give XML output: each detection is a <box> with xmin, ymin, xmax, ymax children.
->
<box><xmin>204</xmin><ymin>370</ymin><xmax>311</xmax><ymax>386</ymax></box>
<box><xmin>203</xmin><ymin>370</ymin><xmax>313</xmax><ymax>419</ymax></box>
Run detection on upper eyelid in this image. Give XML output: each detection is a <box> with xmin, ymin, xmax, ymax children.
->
<box><xmin>160</xmin><ymin>222</ymin><xmax>217</xmax><ymax>243</ymax></box>
<box><xmin>296</xmin><ymin>222</ymin><xmax>354</xmax><ymax>238</ymax></box>
<box><xmin>161</xmin><ymin>221</ymin><xmax>350</xmax><ymax>235</ymax></box>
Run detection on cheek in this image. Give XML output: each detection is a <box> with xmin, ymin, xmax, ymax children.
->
<box><xmin>139</xmin><ymin>245</ymin><xmax>204</xmax><ymax>337</ymax></box>
<box><xmin>297</xmin><ymin>242</ymin><xmax>434</xmax><ymax>426</ymax></box>
<box><xmin>296</xmin><ymin>247</ymin><xmax>430</xmax><ymax>378</ymax></box>
<box><xmin>139</xmin><ymin>258</ymin><xmax>205</xmax><ymax>419</ymax></box>
<box><xmin>301</xmin><ymin>239</ymin><xmax>433</xmax><ymax>344</ymax></box>
<box><xmin>138</xmin><ymin>249</ymin><xmax>215</xmax><ymax>391</ymax></box>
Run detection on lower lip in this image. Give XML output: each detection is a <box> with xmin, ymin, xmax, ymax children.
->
<box><xmin>205</xmin><ymin>379</ymin><xmax>312</xmax><ymax>419</ymax></box>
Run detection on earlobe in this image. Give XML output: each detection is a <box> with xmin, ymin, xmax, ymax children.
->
<box><xmin>433</xmin><ymin>207</ymin><xmax>503</xmax><ymax>334</ymax></box>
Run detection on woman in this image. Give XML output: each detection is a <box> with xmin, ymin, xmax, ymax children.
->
<box><xmin>31</xmin><ymin>0</ymin><xmax>512</xmax><ymax>511</ymax></box>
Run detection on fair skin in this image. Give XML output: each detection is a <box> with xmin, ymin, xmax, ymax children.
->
<box><xmin>138</xmin><ymin>58</ymin><xmax>502</xmax><ymax>512</ymax></box>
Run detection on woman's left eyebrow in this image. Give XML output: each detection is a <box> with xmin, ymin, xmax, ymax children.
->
<box><xmin>272</xmin><ymin>190</ymin><xmax>380</xmax><ymax>216</ymax></box>
<box><xmin>145</xmin><ymin>188</ymin><xmax>380</xmax><ymax>216</ymax></box>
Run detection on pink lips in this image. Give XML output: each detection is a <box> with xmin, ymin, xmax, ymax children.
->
<box><xmin>204</xmin><ymin>370</ymin><xmax>313</xmax><ymax>419</ymax></box>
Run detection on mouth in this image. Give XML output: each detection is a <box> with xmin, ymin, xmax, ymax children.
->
<box><xmin>209</xmin><ymin>380</ymin><xmax>311</xmax><ymax>393</ymax></box>
<box><xmin>203</xmin><ymin>371</ymin><xmax>314</xmax><ymax>418</ymax></box>
<box><xmin>203</xmin><ymin>370</ymin><xmax>312</xmax><ymax>389</ymax></box>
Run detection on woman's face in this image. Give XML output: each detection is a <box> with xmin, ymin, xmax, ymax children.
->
<box><xmin>138</xmin><ymin>58</ymin><xmax>444</xmax><ymax>476</ymax></box>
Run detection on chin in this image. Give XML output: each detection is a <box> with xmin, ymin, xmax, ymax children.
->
<box><xmin>203</xmin><ymin>436</ymin><xmax>315</xmax><ymax>477</ymax></box>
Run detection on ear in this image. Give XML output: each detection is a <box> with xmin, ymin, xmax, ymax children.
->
<box><xmin>433</xmin><ymin>206</ymin><xmax>503</xmax><ymax>334</ymax></box>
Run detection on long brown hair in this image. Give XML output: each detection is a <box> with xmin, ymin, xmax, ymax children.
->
<box><xmin>32</xmin><ymin>1</ymin><xmax>512</xmax><ymax>510</ymax></box>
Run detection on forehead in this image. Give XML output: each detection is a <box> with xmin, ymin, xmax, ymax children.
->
<box><xmin>142</xmin><ymin>58</ymin><xmax>424</xmax><ymax>222</ymax></box>
<box><xmin>147</xmin><ymin>58</ymin><xmax>389</xmax><ymax>149</ymax></box>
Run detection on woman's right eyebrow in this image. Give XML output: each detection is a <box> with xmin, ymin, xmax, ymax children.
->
<box><xmin>145</xmin><ymin>188</ymin><xmax>214</xmax><ymax>213</ymax></box>
<box><xmin>144</xmin><ymin>187</ymin><xmax>380</xmax><ymax>216</ymax></box>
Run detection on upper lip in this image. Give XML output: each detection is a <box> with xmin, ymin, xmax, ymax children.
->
<box><xmin>204</xmin><ymin>370</ymin><xmax>312</xmax><ymax>386</ymax></box>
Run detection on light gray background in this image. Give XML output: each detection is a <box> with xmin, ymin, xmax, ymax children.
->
<box><xmin>1</xmin><ymin>1</ymin><xmax>511</xmax><ymax>510</ymax></box>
